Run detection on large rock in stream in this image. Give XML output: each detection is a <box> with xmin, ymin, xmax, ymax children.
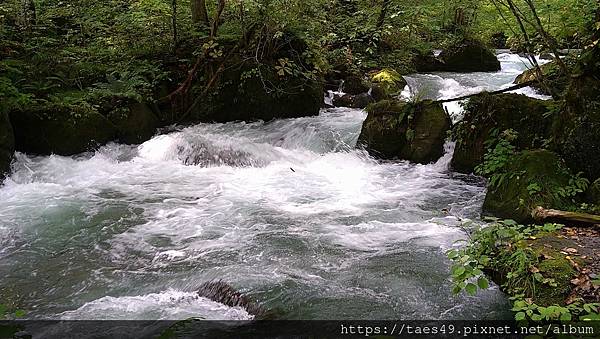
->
<box><xmin>190</xmin><ymin>63</ymin><xmax>323</xmax><ymax>123</ymax></box>
<box><xmin>10</xmin><ymin>98</ymin><xmax>161</xmax><ymax>155</ymax></box>
<box><xmin>482</xmin><ymin>150</ymin><xmax>576</xmax><ymax>223</ymax></box>
<box><xmin>0</xmin><ymin>110</ymin><xmax>15</xmax><ymax>180</ymax></box>
<box><xmin>451</xmin><ymin>93</ymin><xmax>552</xmax><ymax>174</ymax></box>
<box><xmin>415</xmin><ymin>40</ymin><xmax>500</xmax><ymax>73</ymax></box>
<box><xmin>514</xmin><ymin>57</ymin><xmax>575</xmax><ymax>97</ymax></box>
<box><xmin>357</xmin><ymin>100</ymin><xmax>451</xmax><ymax>164</ymax></box>
<box><xmin>10</xmin><ymin>103</ymin><xmax>118</xmax><ymax>155</ymax></box>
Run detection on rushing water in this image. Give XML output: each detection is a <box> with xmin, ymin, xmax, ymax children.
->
<box><xmin>0</xmin><ymin>53</ymin><xmax>548</xmax><ymax>320</ymax></box>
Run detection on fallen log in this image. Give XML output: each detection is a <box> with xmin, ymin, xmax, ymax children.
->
<box><xmin>532</xmin><ymin>206</ymin><xmax>600</xmax><ymax>227</ymax></box>
<box><xmin>436</xmin><ymin>81</ymin><xmax>536</xmax><ymax>103</ymax></box>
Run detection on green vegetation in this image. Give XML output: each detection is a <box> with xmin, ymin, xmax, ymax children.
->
<box><xmin>448</xmin><ymin>218</ymin><xmax>600</xmax><ymax>322</ymax></box>
<box><xmin>1</xmin><ymin>0</ymin><xmax>599</xmax><ymax>326</ymax></box>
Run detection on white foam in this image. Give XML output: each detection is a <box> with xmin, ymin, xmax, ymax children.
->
<box><xmin>58</xmin><ymin>289</ymin><xmax>253</xmax><ymax>320</ymax></box>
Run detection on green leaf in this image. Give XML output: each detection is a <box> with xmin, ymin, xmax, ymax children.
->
<box><xmin>452</xmin><ymin>266</ymin><xmax>466</xmax><ymax>276</ymax></box>
<box><xmin>559</xmin><ymin>312</ymin><xmax>572</xmax><ymax>321</ymax></box>
<box><xmin>515</xmin><ymin>312</ymin><xmax>526</xmax><ymax>321</ymax></box>
<box><xmin>477</xmin><ymin>277</ymin><xmax>489</xmax><ymax>289</ymax></box>
<box><xmin>465</xmin><ymin>283</ymin><xmax>477</xmax><ymax>296</ymax></box>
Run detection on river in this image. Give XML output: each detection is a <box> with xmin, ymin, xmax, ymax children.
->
<box><xmin>0</xmin><ymin>52</ymin><xmax>549</xmax><ymax>320</ymax></box>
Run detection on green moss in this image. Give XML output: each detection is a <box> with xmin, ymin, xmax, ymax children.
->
<box><xmin>482</xmin><ymin>150</ymin><xmax>575</xmax><ymax>223</ymax></box>
<box><xmin>531</xmin><ymin>237</ymin><xmax>578</xmax><ymax>306</ymax></box>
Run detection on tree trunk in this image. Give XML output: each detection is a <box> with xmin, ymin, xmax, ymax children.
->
<box><xmin>503</xmin><ymin>0</ymin><xmax>553</xmax><ymax>96</ymax></box>
<box><xmin>376</xmin><ymin>0</ymin><xmax>390</xmax><ymax>29</ymax></box>
<box><xmin>522</xmin><ymin>0</ymin><xmax>569</xmax><ymax>76</ymax></box>
<box><xmin>172</xmin><ymin>0</ymin><xmax>178</xmax><ymax>52</ymax></box>
<box><xmin>191</xmin><ymin>0</ymin><xmax>209</xmax><ymax>26</ymax></box>
<box><xmin>532</xmin><ymin>207</ymin><xmax>600</xmax><ymax>227</ymax></box>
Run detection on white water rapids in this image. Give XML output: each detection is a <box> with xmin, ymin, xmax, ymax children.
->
<box><xmin>0</xmin><ymin>52</ymin><xmax>548</xmax><ymax>320</ymax></box>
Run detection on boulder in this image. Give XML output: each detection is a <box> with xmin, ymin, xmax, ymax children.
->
<box><xmin>370</xmin><ymin>69</ymin><xmax>406</xmax><ymax>93</ymax></box>
<box><xmin>514</xmin><ymin>58</ymin><xmax>575</xmax><ymax>96</ymax></box>
<box><xmin>0</xmin><ymin>110</ymin><xmax>15</xmax><ymax>180</ymax></box>
<box><xmin>10</xmin><ymin>103</ymin><xmax>118</xmax><ymax>155</ymax></box>
<box><xmin>342</xmin><ymin>75</ymin><xmax>370</xmax><ymax>95</ymax></box>
<box><xmin>482</xmin><ymin>150</ymin><xmax>575</xmax><ymax>223</ymax></box>
<box><xmin>413</xmin><ymin>50</ymin><xmax>445</xmax><ymax>73</ymax></box>
<box><xmin>192</xmin><ymin>62</ymin><xmax>323</xmax><ymax>123</ymax></box>
<box><xmin>438</xmin><ymin>39</ymin><xmax>501</xmax><ymax>72</ymax></box>
<box><xmin>370</xmin><ymin>83</ymin><xmax>389</xmax><ymax>102</ymax></box>
<box><xmin>107</xmin><ymin>102</ymin><xmax>160</xmax><ymax>144</ymax></box>
<box><xmin>451</xmin><ymin>93</ymin><xmax>552</xmax><ymax>174</ymax></box>
<box><xmin>490</xmin><ymin>32</ymin><xmax>508</xmax><ymax>49</ymax></box>
<box><xmin>357</xmin><ymin>100</ymin><xmax>451</xmax><ymax>164</ymax></box>
<box><xmin>332</xmin><ymin>93</ymin><xmax>373</xmax><ymax>109</ymax></box>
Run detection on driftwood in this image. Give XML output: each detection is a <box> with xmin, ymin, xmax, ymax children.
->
<box><xmin>436</xmin><ymin>81</ymin><xmax>536</xmax><ymax>103</ymax></box>
<box><xmin>532</xmin><ymin>206</ymin><xmax>600</xmax><ymax>227</ymax></box>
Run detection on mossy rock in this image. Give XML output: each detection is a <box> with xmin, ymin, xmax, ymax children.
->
<box><xmin>193</xmin><ymin>62</ymin><xmax>323</xmax><ymax>123</ymax></box>
<box><xmin>0</xmin><ymin>110</ymin><xmax>15</xmax><ymax>180</ymax></box>
<box><xmin>10</xmin><ymin>103</ymin><xmax>118</xmax><ymax>155</ymax></box>
<box><xmin>370</xmin><ymin>68</ymin><xmax>407</xmax><ymax>96</ymax></box>
<box><xmin>357</xmin><ymin>99</ymin><xmax>451</xmax><ymax>164</ymax></box>
<box><xmin>342</xmin><ymin>75</ymin><xmax>370</xmax><ymax>95</ymax></box>
<box><xmin>438</xmin><ymin>39</ymin><xmax>500</xmax><ymax>72</ymax></box>
<box><xmin>482</xmin><ymin>150</ymin><xmax>575</xmax><ymax>223</ymax></box>
<box><xmin>451</xmin><ymin>93</ymin><xmax>553</xmax><ymax>174</ymax></box>
<box><xmin>531</xmin><ymin>235</ymin><xmax>579</xmax><ymax>306</ymax></box>
<box><xmin>514</xmin><ymin>58</ymin><xmax>575</xmax><ymax>96</ymax></box>
<box><xmin>412</xmin><ymin>49</ymin><xmax>445</xmax><ymax>73</ymax></box>
<box><xmin>107</xmin><ymin>102</ymin><xmax>160</xmax><ymax>144</ymax></box>
<box><xmin>332</xmin><ymin>93</ymin><xmax>373</xmax><ymax>109</ymax></box>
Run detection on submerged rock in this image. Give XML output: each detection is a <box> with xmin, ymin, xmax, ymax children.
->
<box><xmin>176</xmin><ymin>139</ymin><xmax>265</xmax><ymax>167</ymax></box>
<box><xmin>10</xmin><ymin>103</ymin><xmax>118</xmax><ymax>155</ymax></box>
<box><xmin>438</xmin><ymin>39</ymin><xmax>501</xmax><ymax>72</ymax></box>
<box><xmin>0</xmin><ymin>110</ymin><xmax>15</xmax><ymax>180</ymax></box>
<box><xmin>357</xmin><ymin>99</ymin><xmax>451</xmax><ymax>164</ymax></box>
<box><xmin>482</xmin><ymin>150</ymin><xmax>575</xmax><ymax>223</ymax></box>
<box><xmin>197</xmin><ymin>280</ymin><xmax>264</xmax><ymax>317</ymax></box>
<box><xmin>451</xmin><ymin>93</ymin><xmax>552</xmax><ymax>174</ymax></box>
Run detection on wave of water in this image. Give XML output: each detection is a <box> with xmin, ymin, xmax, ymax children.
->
<box><xmin>0</xmin><ymin>53</ymin><xmax>543</xmax><ymax>321</ymax></box>
<box><xmin>402</xmin><ymin>52</ymin><xmax>552</xmax><ymax>122</ymax></box>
